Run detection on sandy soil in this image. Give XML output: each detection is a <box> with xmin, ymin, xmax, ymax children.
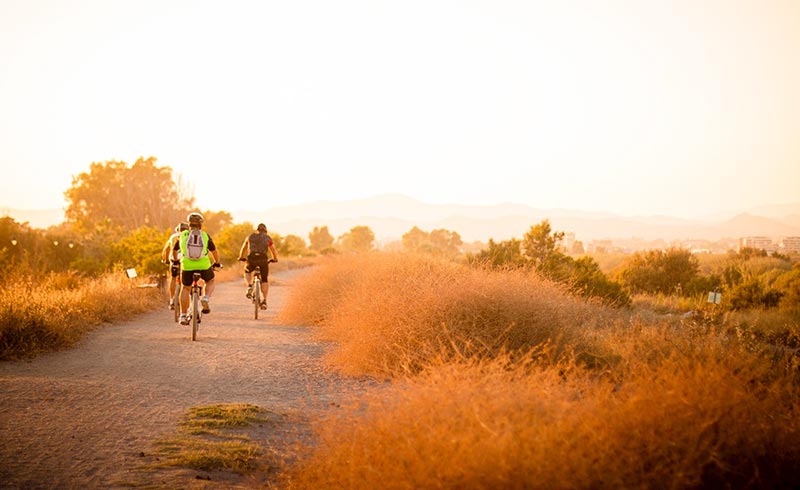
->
<box><xmin>0</xmin><ymin>269</ymin><xmax>366</xmax><ymax>489</ymax></box>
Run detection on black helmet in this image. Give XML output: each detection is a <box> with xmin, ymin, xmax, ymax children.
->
<box><xmin>187</xmin><ymin>212</ymin><xmax>204</xmax><ymax>224</ymax></box>
<box><xmin>175</xmin><ymin>222</ymin><xmax>189</xmax><ymax>232</ymax></box>
<box><xmin>257</xmin><ymin>223</ymin><xmax>267</xmax><ymax>232</ymax></box>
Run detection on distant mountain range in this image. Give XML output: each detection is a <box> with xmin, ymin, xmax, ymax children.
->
<box><xmin>233</xmin><ymin>194</ymin><xmax>800</xmax><ymax>244</ymax></box>
<box><xmin>4</xmin><ymin>194</ymin><xmax>800</xmax><ymax>244</ymax></box>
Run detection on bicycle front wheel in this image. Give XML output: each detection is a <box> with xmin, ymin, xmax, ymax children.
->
<box><xmin>191</xmin><ymin>290</ymin><xmax>199</xmax><ymax>341</ymax></box>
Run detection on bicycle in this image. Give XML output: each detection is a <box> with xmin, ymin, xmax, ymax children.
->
<box><xmin>186</xmin><ymin>272</ymin><xmax>203</xmax><ymax>341</ymax></box>
<box><xmin>184</xmin><ymin>264</ymin><xmax>221</xmax><ymax>341</ymax></box>
<box><xmin>241</xmin><ymin>258</ymin><xmax>276</xmax><ymax>320</ymax></box>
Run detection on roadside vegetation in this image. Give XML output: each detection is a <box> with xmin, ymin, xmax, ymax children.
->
<box><xmin>0</xmin><ymin>157</ymin><xmax>355</xmax><ymax>360</ymax></box>
<box><xmin>3</xmin><ymin>156</ymin><xmax>799</xmax><ymax>487</ymax></box>
<box><xmin>0</xmin><ymin>268</ymin><xmax>162</xmax><ymax>360</ymax></box>
<box><xmin>277</xmin><ymin>252</ymin><xmax>800</xmax><ymax>489</ymax></box>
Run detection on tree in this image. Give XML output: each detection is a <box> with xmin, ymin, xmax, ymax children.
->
<box><xmin>275</xmin><ymin>234</ymin><xmax>307</xmax><ymax>257</ymax></box>
<box><xmin>402</xmin><ymin>227</ymin><xmax>429</xmax><ymax>254</ymax></box>
<box><xmin>338</xmin><ymin>226</ymin><xmax>375</xmax><ymax>253</ymax></box>
<box><xmin>468</xmin><ymin>238</ymin><xmax>526</xmax><ymax>268</ymax></box>
<box><xmin>429</xmin><ymin>229</ymin><xmax>462</xmax><ymax>257</ymax></box>
<box><xmin>569</xmin><ymin>256</ymin><xmax>631</xmax><ymax>307</ymax></box>
<box><xmin>402</xmin><ymin>227</ymin><xmax>463</xmax><ymax>257</ymax></box>
<box><xmin>65</xmin><ymin>157</ymin><xmax>194</xmax><ymax>234</ymax></box>
<box><xmin>522</xmin><ymin>220</ymin><xmax>569</xmax><ymax>279</ymax></box>
<box><xmin>108</xmin><ymin>226</ymin><xmax>170</xmax><ymax>275</ymax></box>
<box><xmin>199</xmin><ymin>210</ymin><xmax>233</xmax><ymax>236</ymax></box>
<box><xmin>214</xmin><ymin>222</ymin><xmax>254</xmax><ymax>264</ymax></box>
<box><xmin>308</xmin><ymin>226</ymin><xmax>334</xmax><ymax>252</ymax></box>
<box><xmin>617</xmin><ymin>248</ymin><xmax>699</xmax><ymax>295</ymax></box>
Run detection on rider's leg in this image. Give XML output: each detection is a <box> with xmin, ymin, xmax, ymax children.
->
<box><xmin>261</xmin><ymin>278</ymin><xmax>269</xmax><ymax>300</ymax></box>
<box><xmin>204</xmin><ymin>279</ymin><xmax>215</xmax><ymax>298</ymax></box>
<box><xmin>168</xmin><ymin>275</ymin><xmax>177</xmax><ymax>307</ymax></box>
<box><xmin>180</xmin><ymin>284</ymin><xmax>190</xmax><ymax>313</ymax></box>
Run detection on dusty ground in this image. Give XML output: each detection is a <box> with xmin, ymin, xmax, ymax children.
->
<box><xmin>0</xmin><ymin>269</ymin><xmax>367</xmax><ymax>489</ymax></box>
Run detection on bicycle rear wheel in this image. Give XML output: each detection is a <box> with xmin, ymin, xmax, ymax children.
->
<box><xmin>253</xmin><ymin>277</ymin><xmax>260</xmax><ymax>320</ymax></box>
<box><xmin>191</xmin><ymin>289</ymin><xmax>199</xmax><ymax>341</ymax></box>
<box><xmin>173</xmin><ymin>284</ymin><xmax>181</xmax><ymax>323</ymax></box>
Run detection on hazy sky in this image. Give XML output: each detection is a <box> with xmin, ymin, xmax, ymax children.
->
<box><xmin>1</xmin><ymin>0</ymin><xmax>798</xmax><ymax>219</ymax></box>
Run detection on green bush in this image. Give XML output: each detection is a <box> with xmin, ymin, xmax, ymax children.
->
<box><xmin>617</xmin><ymin>248</ymin><xmax>699</xmax><ymax>295</ymax></box>
<box><xmin>725</xmin><ymin>277</ymin><xmax>783</xmax><ymax>310</ymax></box>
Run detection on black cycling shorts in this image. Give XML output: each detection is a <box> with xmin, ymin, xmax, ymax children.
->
<box><xmin>245</xmin><ymin>253</ymin><xmax>270</xmax><ymax>277</ymax></box>
<box><xmin>170</xmin><ymin>263</ymin><xmax>181</xmax><ymax>278</ymax></box>
<box><xmin>181</xmin><ymin>268</ymin><xmax>215</xmax><ymax>287</ymax></box>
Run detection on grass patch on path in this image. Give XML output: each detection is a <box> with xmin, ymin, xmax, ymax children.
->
<box><xmin>128</xmin><ymin>403</ymin><xmax>294</xmax><ymax>488</ymax></box>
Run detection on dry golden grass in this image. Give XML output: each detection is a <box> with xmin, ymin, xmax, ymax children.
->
<box><xmin>284</xmin><ymin>330</ymin><xmax>800</xmax><ymax>489</ymax></box>
<box><xmin>277</xmin><ymin>252</ymin><xmax>800</xmax><ymax>489</ymax></box>
<box><xmin>0</xmin><ymin>271</ymin><xmax>162</xmax><ymax>359</ymax></box>
<box><xmin>278</xmin><ymin>253</ymin><xmax>616</xmax><ymax>376</ymax></box>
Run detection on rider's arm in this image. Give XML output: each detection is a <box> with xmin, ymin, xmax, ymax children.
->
<box><xmin>269</xmin><ymin>243</ymin><xmax>278</xmax><ymax>261</ymax></box>
<box><xmin>161</xmin><ymin>241</ymin><xmax>171</xmax><ymax>263</ymax></box>
<box><xmin>238</xmin><ymin>237</ymin><xmax>249</xmax><ymax>259</ymax></box>
<box><xmin>172</xmin><ymin>240</ymin><xmax>180</xmax><ymax>261</ymax></box>
<box><xmin>207</xmin><ymin>237</ymin><xmax>221</xmax><ymax>266</ymax></box>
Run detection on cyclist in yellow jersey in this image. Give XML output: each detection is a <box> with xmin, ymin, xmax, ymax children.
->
<box><xmin>172</xmin><ymin>212</ymin><xmax>221</xmax><ymax>325</ymax></box>
<box><xmin>162</xmin><ymin>222</ymin><xmax>188</xmax><ymax>310</ymax></box>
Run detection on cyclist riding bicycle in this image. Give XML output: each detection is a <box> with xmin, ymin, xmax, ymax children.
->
<box><xmin>162</xmin><ymin>222</ymin><xmax>189</xmax><ymax>310</ymax></box>
<box><xmin>237</xmin><ymin>223</ymin><xmax>278</xmax><ymax>310</ymax></box>
<box><xmin>172</xmin><ymin>212</ymin><xmax>221</xmax><ymax>325</ymax></box>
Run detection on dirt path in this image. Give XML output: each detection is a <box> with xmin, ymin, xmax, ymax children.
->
<box><xmin>0</xmin><ymin>270</ymin><xmax>364</xmax><ymax>489</ymax></box>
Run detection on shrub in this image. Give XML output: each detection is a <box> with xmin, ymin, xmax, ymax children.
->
<box><xmin>284</xmin><ymin>329</ymin><xmax>800</xmax><ymax>489</ymax></box>
<box><xmin>0</xmin><ymin>272</ymin><xmax>161</xmax><ymax>359</ymax></box>
<box><xmin>278</xmin><ymin>253</ymin><xmax>613</xmax><ymax>377</ymax></box>
<box><xmin>617</xmin><ymin>248</ymin><xmax>699</xmax><ymax>295</ymax></box>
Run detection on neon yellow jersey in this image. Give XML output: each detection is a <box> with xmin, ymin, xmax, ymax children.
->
<box><xmin>179</xmin><ymin>230</ymin><xmax>212</xmax><ymax>271</ymax></box>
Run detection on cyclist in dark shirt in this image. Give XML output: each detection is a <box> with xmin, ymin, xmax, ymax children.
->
<box><xmin>237</xmin><ymin>223</ymin><xmax>278</xmax><ymax>309</ymax></box>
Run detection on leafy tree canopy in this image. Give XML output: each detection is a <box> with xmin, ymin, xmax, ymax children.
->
<box><xmin>65</xmin><ymin>156</ymin><xmax>194</xmax><ymax>234</ymax></box>
<box><xmin>308</xmin><ymin>226</ymin><xmax>334</xmax><ymax>252</ymax></box>
<box><xmin>338</xmin><ymin>226</ymin><xmax>375</xmax><ymax>253</ymax></box>
<box><xmin>402</xmin><ymin>227</ymin><xmax>463</xmax><ymax>257</ymax></box>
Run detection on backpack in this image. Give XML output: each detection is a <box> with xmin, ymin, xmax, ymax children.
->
<box><xmin>249</xmin><ymin>233</ymin><xmax>270</xmax><ymax>255</ymax></box>
<box><xmin>186</xmin><ymin>229</ymin><xmax>205</xmax><ymax>259</ymax></box>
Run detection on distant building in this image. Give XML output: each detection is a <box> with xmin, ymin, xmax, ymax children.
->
<box><xmin>588</xmin><ymin>239</ymin><xmax>613</xmax><ymax>254</ymax></box>
<box><xmin>738</xmin><ymin>236</ymin><xmax>776</xmax><ymax>254</ymax></box>
<box><xmin>779</xmin><ymin>236</ymin><xmax>800</xmax><ymax>254</ymax></box>
<box><xmin>561</xmin><ymin>232</ymin><xmax>576</xmax><ymax>252</ymax></box>
<box><xmin>681</xmin><ymin>239</ymin><xmax>712</xmax><ymax>252</ymax></box>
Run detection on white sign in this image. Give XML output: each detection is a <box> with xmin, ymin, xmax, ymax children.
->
<box><xmin>707</xmin><ymin>292</ymin><xmax>721</xmax><ymax>304</ymax></box>
<box><xmin>125</xmin><ymin>268</ymin><xmax>138</xmax><ymax>279</ymax></box>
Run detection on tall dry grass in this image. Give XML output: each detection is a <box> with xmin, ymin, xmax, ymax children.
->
<box><xmin>284</xmin><ymin>328</ymin><xmax>800</xmax><ymax>489</ymax></box>
<box><xmin>0</xmin><ymin>271</ymin><xmax>162</xmax><ymax>359</ymax></box>
<box><xmin>277</xmin><ymin>252</ymin><xmax>800</xmax><ymax>489</ymax></box>
<box><xmin>278</xmin><ymin>253</ymin><xmax>616</xmax><ymax>377</ymax></box>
